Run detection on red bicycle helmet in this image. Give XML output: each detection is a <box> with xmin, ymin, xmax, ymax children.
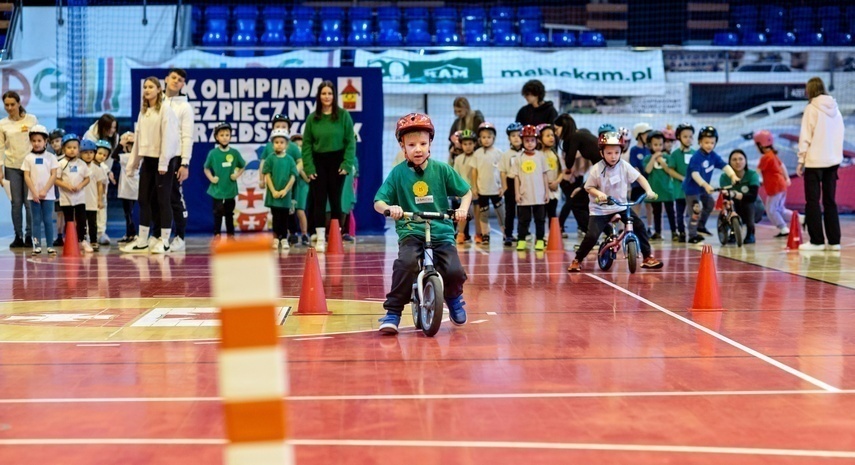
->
<box><xmin>396</xmin><ymin>113</ymin><xmax>435</xmax><ymax>142</ymax></box>
<box><xmin>753</xmin><ymin>130</ymin><xmax>774</xmax><ymax>147</ymax></box>
<box><xmin>662</xmin><ymin>128</ymin><xmax>676</xmax><ymax>141</ymax></box>
<box><xmin>520</xmin><ymin>125</ymin><xmax>538</xmax><ymax>138</ymax></box>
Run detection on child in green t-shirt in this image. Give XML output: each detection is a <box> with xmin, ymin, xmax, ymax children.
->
<box><xmin>260</xmin><ymin>114</ymin><xmax>310</xmax><ymax>246</ymax></box>
<box><xmin>373</xmin><ymin>113</ymin><xmax>472</xmax><ymax>335</ymax></box>
<box><xmin>667</xmin><ymin>123</ymin><xmax>694</xmax><ymax>242</ymax></box>
<box><xmin>263</xmin><ymin>128</ymin><xmax>299</xmax><ymax>250</ymax></box>
<box><xmin>204</xmin><ymin>123</ymin><xmax>246</xmax><ymax>237</ymax></box>
<box><xmin>643</xmin><ymin>131</ymin><xmax>677</xmax><ymax>241</ymax></box>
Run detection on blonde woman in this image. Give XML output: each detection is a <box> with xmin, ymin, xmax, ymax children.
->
<box><xmin>448</xmin><ymin>97</ymin><xmax>484</xmax><ymax>155</ymax></box>
<box><xmin>0</xmin><ymin>91</ymin><xmax>39</xmax><ymax>248</ymax></box>
<box><xmin>122</xmin><ymin>77</ymin><xmax>180</xmax><ymax>254</ymax></box>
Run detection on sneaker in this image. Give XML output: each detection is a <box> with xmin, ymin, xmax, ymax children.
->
<box><xmin>378</xmin><ymin>313</ymin><xmax>401</xmax><ymax>334</ymax></box>
<box><xmin>98</xmin><ymin>234</ymin><xmax>111</xmax><ymax>245</ymax></box>
<box><xmin>503</xmin><ymin>237</ymin><xmax>512</xmax><ymax>247</ymax></box>
<box><xmin>310</xmin><ymin>233</ymin><xmax>317</xmax><ymax>242</ymax></box>
<box><xmin>641</xmin><ymin>256</ymin><xmax>664</xmax><ymax>269</ymax></box>
<box><xmin>650</xmin><ymin>233</ymin><xmax>663</xmax><ymax>241</ymax></box>
<box><xmin>47</xmin><ymin>248</ymin><xmax>56</xmax><ymax>255</ymax></box>
<box><xmin>288</xmin><ymin>234</ymin><xmax>299</xmax><ymax>245</ymax></box>
<box><xmin>516</xmin><ymin>240</ymin><xmax>527</xmax><ymax>251</ymax></box>
<box><xmin>92</xmin><ymin>242</ymin><xmax>100</xmax><ymax>251</ymax></box>
<box><xmin>315</xmin><ymin>238</ymin><xmax>326</xmax><ymax>253</ymax></box>
<box><xmin>744</xmin><ymin>234</ymin><xmax>755</xmax><ymax>244</ymax></box>
<box><xmin>827</xmin><ymin>244</ymin><xmax>842</xmax><ymax>251</ymax></box>
<box><xmin>698</xmin><ymin>228</ymin><xmax>712</xmax><ymax>236</ymax></box>
<box><xmin>799</xmin><ymin>242</ymin><xmax>826</xmax><ymax>251</ymax></box>
<box><xmin>688</xmin><ymin>235</ymin><xmax>704</xmax><ymax>244</ymax></box>
<box><xmin>567</xmin><ymin>259</ymin><xmax>582</xmax><ymax>272</ymax></box>
<box><xmin>445</xmin><ymin>295</ymin><xmax>467</xmax><ymax>326</ymax></box>
<box><xmin>457</xmin><ymin>232</ymin><xmax>466</xmax><ymax>244</ymax></box>
<box><xmin>474</xmin><ymin>235</ymin><xmax>483</xmax><ymax>244</ymax></box>
<box><xmin>562</xmin><ymin>231</ymin><xmax>569</xmax><ymax>239</ymax></box>
<box><xmin>577</xmin><ymin>230</ymin><xmax>586</xmax><ymax>238</ymax></box>
<box><xmin>272</xmin><ymin>238</ymin><xmax>280</xmax><ymax>250</ymax></box>
<box><xmin>170</xmin><ymin>237</ymin><xmax>186</xmax><ymax>252</ymax></box>
<box><xmin>672</xmin><ymin>234</ymin><xmax>680</xmax><ymax>242</ymax></box>
<box><xmin>481</xmin><ymin>234</ymin><xmax>490</xmax><ymax>244</ymax></box>
<box><xmin>24</xmin><ymin>235</ymin><xmax>33</xmax><ymax>248</ymax></box>
<box><xmin>281</xmin><ymin>239</ymin><xmax>290</xmax><ymax>250</ymax></box>
<box><xmin>53</xmin><ymin>236</ymin><xmax>64</xmax><ymax>247</ymax></box>
<box><xmin>117</xmin><ymin>236</ymin><xmax>132</xmax><ymax>244</ymax></box>
<box><xmin>81</xmin><ymin>240</ymin><xmax>94</xmax><ymax>253</ymax></box>
<box><xmin>301</xmin><ymin>235</ymin><xmax>310</xmax><ymax>246</ymax></box>
<box><xmin>148</xmin><ymin>237</ymin><xmax>158</xmax><ymax>250</ymax></box>
<box><xmin>122</xmin><ymin>240</ymin><xmax>149</xmax><ymax>254</ymax></box>
<box><xmin>150</xmin><ymin>239</ymin><xmax>170</xmax><ymax>254</ymax></box>
<box><xmin>678</xmin><ymin>233</ymin><xmax>687</xmax><ymax>243</ymax></box>
<box><xmin>535</xmin><ymin>239</ymin><xmax>545</xmax><ymax>251</ymax></box>
<box><xmin>342</xmin><ymin>234</ymin><xmax>355</xmax><ymax>243</ymax></box>
<box><xmin>31</xmin><ymin>247</ymin><xmax>42</xmax><ymax>255</ymax></box>
<box><xmin>9</xmin><ymin>236</ymin><xmax>24</xmax><ymax>248</ymax></box>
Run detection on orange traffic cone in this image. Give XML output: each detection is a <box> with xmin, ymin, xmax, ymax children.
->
<box><xmin>689</xmin><ymin>244</ymin><xmax>724</xmax><ymax>312</ymax></box>
<box><xmin>62</xmin><ymin>221</ymin><xmax>81</xmax><ymax>257</ymax></box>
<box><xmin>546</xmin><ymin>217</ymin><xmax>564</xmax><ymax>252</ymax></box>
<box><xmin>785</xmin><ymin>212</ymin><xmax>802</xmax><ymax>251</ymax></box>
<box><xmin>714</xmin><ymin>193</ymin><xmax>723</xmax><ymax>211</ymax></box>
<box><xmin>326</xmin><ymin>218</ymin><xmax>344</xmax><ymax>255</ymax></box>
<box><xmin>296</xmin><ymin>247</ymin><xmax>331</xmax><ymax>315</ymax></box>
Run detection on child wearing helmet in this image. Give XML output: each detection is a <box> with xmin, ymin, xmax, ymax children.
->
<box><xmin>203</xmin><ymin>123</ymin><xmax>246</xmax><ymax>239</ymax></box>
<box><xmin>260</xmin><ymin>114</ymin><xmax>311</xmax><ymax>246</ymax></box>
<box><xmin>453</xmin><ymin>129</ymin><xmax>480</xmax><ymax>243</ymax></box>
<box><xmin>448</xmin><ymin>130</ymin><xmax>463</xmax><ymax>166</ymax></box>
<box><xmin>22</xmin><ymin>125</ymin><xmax>59</xmax><ymax>254</ymax></box>
<box><xmin>567</xmin><ymin>130</ymin><xmax>663</xmax><ymax>272</ymax></box>
<box><xmin>684</xmin><ymin>126</ymin><xmax>740</xmax><ymax>243</ymax></box>
<box><xmin>662</xmin><ymin>126</ymin><xmax>676</xmax><ymax>153</ymax></box>
<box><xmin>511</xmin><ymin>124</ymin><xmax>550</xmax><ymax>251</ymax></box>
<box><xmin>263</xmin><ymin>129</ymin><xmax>299</xmax><ymax>251</ymax></box>
<box><xmin>630</xmin><ymin>122</ymin><xmax>653</xmax><ymax>226</ymax></box>
<box><xmin>49</xmin><ymin>128</ymin><xmax>65</xmax><ymax>155</ymax></box>
<box><xmin>499</xmin><ymin>122</ymin><xmax>523</xmax><ymax>246</ymax></box>
<box><xmin>754</xmin><ymin>130</ymin><xmax>794</xmax><ymax>237</ymax></box>
<box><xmin>374</xmin><ymin>113</ymin><xmax>472</xmax><ymax>335</ymax></box>
<box><xmin>80</xmin><ymin>139</ymin><xmax>105</xmax><ymax>252</ymax></box>
<box><xmin>667</xmin><ymin>123</ymin><xmax>694</xmax><ymax>242</ymax></box>
<box><xmin>94</xmin><ymin>140</ymin><xmax>113</xmax><ymax>246</ymax></box>
<box><xmin>54</xmin><ymin>134</ymin><xmax>90</xmax><ymax>251</ymax></box>
<box><xmin>643</xmin><ymin>131</ymin><xmax>677</xmax><ymax>241</ymax></box>
<box><xmin>472</xmin><ymin>122</ymin><xmax>505</xmax><ymax>244</ymax></box>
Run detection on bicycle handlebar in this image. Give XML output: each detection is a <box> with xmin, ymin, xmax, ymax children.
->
<box><xmin>601</xmin><ymin>193</ymin><xmax>647</xmax><ymax>207</ymax></box>
<box><xmin>383</xmin><ymin>209</ymin><xmax>472</xmax><ymax>221</ymax></box>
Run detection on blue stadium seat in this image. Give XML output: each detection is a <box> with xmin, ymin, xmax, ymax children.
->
<box><xmin>319</xmin><ymin>7</ymin><xmax>345</xmax><ymax>45</ymax></box>
<box><xmin>462</xmin><ymin>7</ymin><xmax>488</xmax><ymax>45</ymax></box>
<box><xmin>742</xmin><ymin>31</ymin><xmax>767</xmax><ymax>46</ymax></box>
<box><xmin>231</xmin><ymin>5</ymin><xmax>258</xmax><ymax>57</ymax></box>
<box><xmin>405</xmin><ymin>8</ymin><xmax>432</xmax><ymax>46</ymax></box>
<box><xmin>769</xmin><ymin>31</ymin><xmax>796</xmax><ymax>46</ymax></box>
<box><xmin>290</xmin><ymin>6</ymin><xmax>315</xmax><ymax>46</ymax></box>
<box><xmin>434</xmin><ymin>7</ymin><xmax>460</xmax><ymax>45</ymax></box>
<box><xmin>732</xmin><ymin>5</ymin><xmax>758</xmax><ymax>33</ymax></box>
<box><xmin>848</xmin><ymin>7</ymin><xmax>855</xmax><ymax>34</ymax></box>
<box><xmin>191</xmin><ymin>6</ymin><xmax>203</xmax><ymax>44</ymax></box>
<box><xmin>790</xmin><ymin>6</ymin><xmax>814</xmax><ymax>35</ymax></box>
<box><xmin>579</xmin><ymin>31</ymin><xmax>606</xmax><ymax>47</ymax></box>
<box><xmin>490</xmin><ymin>6</ymin><xmax>517</xmax><ymax>46</ymax></box>
<box><xmin>712</xmin><ymin>31</ymin><xmax>739</xmax><ymax>46</ymax></box>
<box><xmin>260</xmin><ymin>6</ymin><xmax>287</xmax><ymax>53</ymax></box>
<box><xmin>797</xmin><ymin>32</ymin><xmax>824</xmax><ymax>46</ymax></box>
<box><xmin>553</xmin><ymin>31</ymin><xmax>577</xmax><ymax>47</ymax></box>
<box><xmin>377</xmin><ymin>7</ymin><xmax>403</xmax><ymax>46</ymax></box>
<box><xmin>819</xmin><ymin>7</ymin><xmax>840</xmax><ymax>35</ymax></box>
<box><xmin>517</xmin><ymin>6</ymin><xmax>542</xmax><ymax>37</ymax></box>
<box><xmin>347</xmin><ymin>7</ymin><xmax>373</xmax><ymax>46</ymax></box>
<box><xmin>202</xmin><ymin>6</ymin><xmax>229</xmax><ymax>53</ymax></box>
<box><xmin>762</xmin><ymin>6</ymin><xmax>786</xmax><ymax>34</ymax></box>
<box><xmin>521</xmin><ymin>32</ymin><xmax>548</xmax><ymax>47</ymax></box>
<box><xmin>829</xmin><ymin>32</ymin><xmax>853</xmax><ymax>46</ymax></box>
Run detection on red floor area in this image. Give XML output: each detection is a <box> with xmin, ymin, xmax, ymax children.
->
<box><xmin>1</xmin><ymin>244</ymin><xmax>855</xmax><ymax>464</ymax></box>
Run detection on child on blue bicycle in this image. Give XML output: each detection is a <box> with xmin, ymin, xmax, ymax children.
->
<box><xmin>374</xmin><ymin>113</ymin><xmax>473</xmax><ymax>335</ymax></box>
<box><xmin>567</xmin><ymin>130</ymin><xmax>664</xmax><ymax>272</ymax></box>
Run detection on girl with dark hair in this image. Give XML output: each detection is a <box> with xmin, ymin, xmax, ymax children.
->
<box><xmin>0</xmin><ymin>90</ymin><xmax>39</xmax><ymax>248</ymax></box>
<box><xmin>301</xmin><ymin>80</ymin><xmax>357</xmax><ymax>253</ymax></box>
<box><xmin>553</xmin><ymin>113</ymin><xmax>602</xmax><ymax>168</ymax></box>
<box><xmin>448</xmin><ymin>97</ymin><xmax>484</xmax><ymax>157</ymax></box>
<box><xmin>83</xmin><ymin>114</ymin><xmax>120</xmax><ymax>156</ymax></box>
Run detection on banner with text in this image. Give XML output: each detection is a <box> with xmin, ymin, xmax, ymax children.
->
<box><xmin>355</xmin><ymin>49</ymin><xmax>666</xmax><ymax>96</ymax></box>
<box><xmin>131</xmin><ymin>67</ymin><xmax>384</xmax><ymax>235</ymax></box>
<box><xmin>0</xmin><ymin>58</ymin><xmax>64</xmax><ymax>120</ymax></box>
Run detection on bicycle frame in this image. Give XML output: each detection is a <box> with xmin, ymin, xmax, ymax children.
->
<box><xmin>598</xmin><ymin>195</ymin><xmax>645</xmax><ymax>256</ymax></box>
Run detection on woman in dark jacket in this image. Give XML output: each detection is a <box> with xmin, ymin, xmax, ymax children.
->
<box><xmin>515</xmin><ymin>80</ymin><xmax>558</xmax><ymax>127</ymax></box>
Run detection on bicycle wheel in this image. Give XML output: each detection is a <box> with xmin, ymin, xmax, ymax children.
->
<box><xmin>411</xmin><ymin>283</ymin><xmax>422</xmax><ymax>330</ymax></box>
<box><xmin>597</xmin><ymin>241</ymin><xmax>614</xmax><ymax>271</ymax></box>
<box><xmin>731</xmin><ymin>217</ymin><xmax>743</xmax><ymax>247</ymax></box>
<box><xmin>421</xmin><ymin>275</ymin><xmax>444</xmax><ymax>337</ymax></box>
<box><xmin>626</xmin><ymin>239</ymin><xmax>638</xmax><ymax>274</ymax></box>
<box><xmin>717</xmin><ymin>214</ymin><xmax>730</xmax><ymax>245</ymax></box>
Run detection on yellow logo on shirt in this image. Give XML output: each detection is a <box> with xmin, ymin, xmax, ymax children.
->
<box><xmin>521</xmin><ymin>159</ymin><xmax>536</xmax><ymax>174</ymax></box>
<box><xmin>21</xmin><ymin>124</ymin><xmax>28</xmax><ymax>132</ymax></box>
<box><xmin>225</xmin><ymin>154</ymin><xmax>234</xmax><ymax>163</ymax></box>
<box><xmin>547</xmin><ymin>157</ymin><xmax>557</xmax><ymax>171</ymax></box>
<box><xmin>413</xmin><ymin>180</ymin><xmax>429</xmax><ymax>197</ymax></box>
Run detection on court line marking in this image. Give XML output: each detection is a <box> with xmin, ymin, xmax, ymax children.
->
<box><xmin>585</xmin><ymin>273</ymin><xmax>842</xmax><ymax>392</ymax></box>
<box><xmin>1</xmin><ymin>438</ymin><xmax>854</xmax><ymax>458</ymax></box>
<box><xmin>1</xmin><ymin>389</ymin><xmax>851</xmax><ymax>404</ymax></box>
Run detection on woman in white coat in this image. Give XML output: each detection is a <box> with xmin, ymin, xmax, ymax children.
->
<box><xmin>797</xmin><ymin>77</ymin><xmax>844</xmax><ymax>251</ymax></box>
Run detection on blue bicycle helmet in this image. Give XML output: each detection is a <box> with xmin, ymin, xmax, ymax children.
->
<box><xmin>61</xmin><ymin>133</ymin><xmax>80</xmax><ymax>147</ymax></box>
<box><xmin>506</xmin><ymin>122</ymin><xmax>523</xmax><ymax>135</ymax></box>
<box><xmin>80</xmin><ymin>139</ymin><xmax>97</xmax><ymax>152</ymax></box>
<box><xmin>598</xmin><ymin>123</ymin><xmax>616</xmax><ymax>136</ymax></box>
<box><xmin>95</xmin><ymin>139</ymin><xmax>112</xmax><ymax>151</ymax></box>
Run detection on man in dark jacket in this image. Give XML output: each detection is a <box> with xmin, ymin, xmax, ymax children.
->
<box><xmin>515</xmin><ymin>80</ymin><xmax>558</xmax><ymax>127</ymax></box>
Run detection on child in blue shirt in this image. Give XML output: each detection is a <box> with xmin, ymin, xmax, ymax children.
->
<box><xmin>683</xmin><ymin>126</ymin><xmax>739</xmax><ymax>243</ymax></box>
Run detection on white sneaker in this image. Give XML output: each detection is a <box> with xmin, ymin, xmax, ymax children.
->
<box><xmin>82</xmin><ymin>240</ymin><xmax>94</xmax><ymax>253</ymax></box>
<box><xmin>281</xmin><ymin>239</ymin><xmax>290</xmax><ymax>250</ymax></box>
<box><xmin>98</xmin><ymin>234</ymin><xmax>111</xmax><ymax>245</ymax></box>
<box><xmin>799</xmin><ymin>242</ymin><xmax>826</xmax><ymax>251</ymax></box>
<box><xmin>780</xmin><ymin>227</ymin><xmax>790</xmax><ymax>235</ymax></box>
<box><xmin>170</xmin><ymin>237</ymin><xmax>185</xmax><ymax>252</ymax></box>
<box><xmin>150</xmin><ymin>239</ymin><xmax>170</xmax><ymax>254</ymax></box>
<box><xmin>315</xmin><ymin>239</ymin><xmax>326</xmax><ymax>253</ymax></box>
<box><xmin>122</xmin><ymin>239</ymin><xmax>149</xmax><ymax>254</ymax></box>
<box><xmin>148</xmin><ymin>236</ymin><xmax>158</xmax><ymax>250</ymax></box>
<box><xmin>272</xmin><ymin>238</ymin><xmax>280</xmax><ymax>250</ymax></box>
<box><xmin>827</xmin><ymin>244</ymin><xmax>842</xmax><ymax>251</ymax></box>
<box><xmin>310</xmin><ymin>233</ymin><xmax>317</xmax><ymax>242</ymax></box>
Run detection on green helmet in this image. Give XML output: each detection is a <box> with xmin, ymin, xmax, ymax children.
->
<box><xmin>458</xmin><ymin>129</ymin><xmax>477</xmax><ymax>141</ymax></box>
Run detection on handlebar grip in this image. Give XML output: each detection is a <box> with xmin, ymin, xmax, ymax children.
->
<box><xmin>383</xmin><ymin>209</ymin><xmax>391</xmax><ymax>217</ymax></box>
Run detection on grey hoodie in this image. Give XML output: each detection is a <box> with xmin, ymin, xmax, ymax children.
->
<box><xmin>798</xmin><ymin>94</ymin><xmax>844</xmax><ymax>168</ymax></box>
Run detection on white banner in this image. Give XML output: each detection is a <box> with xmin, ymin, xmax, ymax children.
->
<box><xmin>355</xmin><ymin>49</ymin><xmax>666</xmax><ymax>96</ymax></box>
<box><xmin>0</xmin><ymin>58</ymin><xmax>64</xmax><ymax>120</ymax></box>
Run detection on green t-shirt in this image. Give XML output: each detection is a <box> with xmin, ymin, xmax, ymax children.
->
<box><xmin>642</xmin><ymin>153</ymin><xmax>675</xmax><ymax>203</ymax></box>
<box><xmin>668</xmin><ymin>147</ymin><xmax>693</xmax><ymax>200</ymax></box>
<box><xmin>719</xmin><ymin>169</ymin><xmax>760</xmax><ymax>192</ymax></box>
<box><xmin>262</xmin><ymin>153</ymin><xmax>299</xmax><ymax>209</ymax></box>
<box><xmin>260</xmin><ymin>141</ymin><xmax>302</xmax><ymax>162</ymax></box>
<box><xmin>374</xmin><ymin>160</ymin><xmax>470</xmax><ymax>244</ymax></box>
<box><xmin>301</xmin><ymin>110</ymin><xmax>357</xmax><ymax>176</ymax></box>
<box><xmin>204</xmin><ymin>147</ymin><xmax>246</xmax><ymax>199</ymax></box>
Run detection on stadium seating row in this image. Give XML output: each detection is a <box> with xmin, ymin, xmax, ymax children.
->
<box><xmin>716</xmin><ymin>5</ymin><xmax>855</xmax><ymax>46</ymax></box>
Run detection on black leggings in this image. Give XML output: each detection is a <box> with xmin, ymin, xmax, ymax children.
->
<box><xmin>213</xmin><ymin>198</ymin><xmax>236</xmax><ymax>236</ymax></box>
<box><xmin>559</xmin><ymin>179</ymin><xmax>589</xmax><ymax>234</ymax></box>
<box><xmin>309</xmin><ymin>149</ymin><xmax>346</xmax><ymax>232</ymax></box>
<box><xmin>85</xmin><ymin>210</ymin><xmax>98</xmax><ymax>244</ymax></box>
<box><xmin>546</xmin><ymin>198</ymin><xmax>558</xmax><ymax>218</ymax></box>
<box><xmin>518</xmin><ymin>204</ymin><xmax>546</xmax><ymax>241</ymax></box>
<box><xmin>733</xmin><ymin>199</ymin><xmax>756</xmax><ymax>237</ymax></box>
<box><xmin>503</xmin><ymin>178</ymin><xmax>516</xmax><ymax>238</ymax></box>
<box><xmin>271</xmin><ymin>206</ymin><xmax>290</xmax><ymax>240</ymax></box>
<box><xmin>651</xmin><ymin>201</ymin><xmax>676</xmax><ymax>235</ymax></box>
<box><xmin>675</xmin><ymin>198</ymin><xmax>687</xmax><ymax>234</ymax></box>
<box><xmin>61</xmin><ymin>204</ymin><xmax>87</xmax><ymax>242</ymax></box>
<box><xmin>575</xmin><ymin>210</ymin><xmax>652</xmax><ymax>261</ymax></box>
<box><xmin>139</xmin><ymin>157</ymin><xmax>177</xmax><ymax>232</ymax></box>
<box><xmin>122</xmin><ymin>199</ymin><xmax>137</xmax><ymax>237</ymax></box>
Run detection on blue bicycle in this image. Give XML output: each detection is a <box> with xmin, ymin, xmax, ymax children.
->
<box><xmin>597</xmin><ymin>194</ymin><xmax>647</xmax><ymax>274</ymax></box>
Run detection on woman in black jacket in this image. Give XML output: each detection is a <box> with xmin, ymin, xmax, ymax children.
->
<box><xmin>515</xmin><ymin>80</ymin><xmax>558</xmax><ymax>127</ymax></box>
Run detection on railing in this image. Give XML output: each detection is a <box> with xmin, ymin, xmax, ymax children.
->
<box><xmin>0</xmin><ymin>0</ymin><xmax>22</xmax><ymax>61</ymax></box>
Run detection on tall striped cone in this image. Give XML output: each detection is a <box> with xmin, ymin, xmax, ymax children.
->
<box><xmin>62</xmin><ymin>221</ymin><xmax>81</xmax><ymax>257</ymax></box>
<box><xmin>546</xmin><ymin>216</ymin><xmax>564</xmax><ymax>252</ymax></box>
<box><xmin>326</xmin><ymin>218</ymin><xmax>344</xmax><ymax>255</ymax></box>
<box><xmin>786</xmin><ymin>212</ymin><xmax>802</xmax><ymax>251</ymax></box>
<box><xmin>689</xmin><ymin>244</ymin><xmax>724</xmax><ymax>312</ymax></box>
<box><xmin>212</xmin><ymin>235</ymin><xmax>293</xmax><ymax>465</ymax></box>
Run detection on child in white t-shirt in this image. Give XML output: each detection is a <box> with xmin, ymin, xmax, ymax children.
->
<box><xmin>472</xmin><ymin>122</ymin><xmax>505</xmax><ymax>244</ymax></box>
<box><xmin>54</xmin><ymin>134</ymin><xmax>90</xmax><ymax>251</ymax></box>
<box><xmin>511</xmin><ymin>125</ymin><xmax>549</xmax><ymax>251</ymax></box>
<box><xmin>21</xmin><ymin>125</ymin><xmax>59</xmax><ymax>254</ymax></box>
<box><xmin>80</xmin><ymin>140</ymin><xmax>106</xmax><ymax>252</ymax></box>
<box><xmin>116</xmin><ymin>132</ymin><xmax>140</xmax><ymax>243</ymax></box>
